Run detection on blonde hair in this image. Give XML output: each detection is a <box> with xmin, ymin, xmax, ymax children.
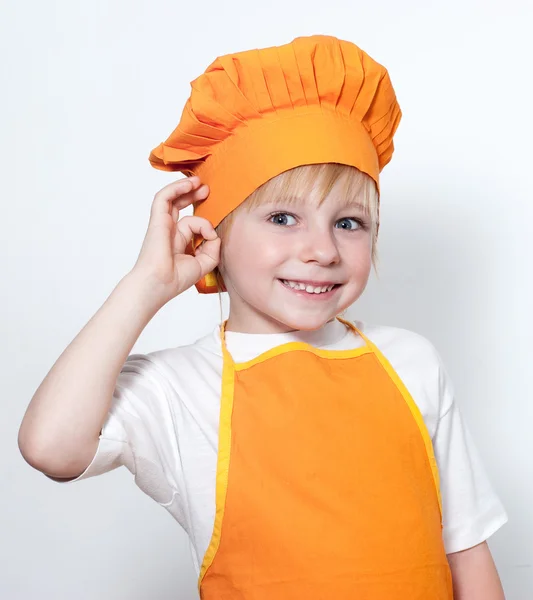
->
<box><xmin>213</xmin><ymin>162</ymin><xmax>380</xmax><ymax>320</ymax></box>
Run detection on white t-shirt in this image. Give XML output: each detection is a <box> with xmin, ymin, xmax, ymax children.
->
<box><xmin>54</xmin><ymin>318</ymin><xmax>508</xmax><ymax>574</ymax></box>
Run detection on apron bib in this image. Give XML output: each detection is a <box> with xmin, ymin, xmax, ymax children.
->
<box><xmin>198</xmin><ymin>317</ymin><xmax>453</xmax><ymax>599</ymax></box>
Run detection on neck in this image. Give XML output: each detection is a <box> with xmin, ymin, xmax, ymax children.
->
<box><xmin>224</xmin><ymin>313</ymin><xmax>338</xmax><ymax>334</ymax></box>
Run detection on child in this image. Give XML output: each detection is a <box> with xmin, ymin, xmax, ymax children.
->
<box><xmin>18</xmin><ymin>35</ymin><xmax>508</xmax><ymax>599</ymax></box>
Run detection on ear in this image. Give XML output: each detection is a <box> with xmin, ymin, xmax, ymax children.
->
<box><xmin>214</xmin><ymin>267</ymin><xmax>227</xmax><ymax>292</ymax></box>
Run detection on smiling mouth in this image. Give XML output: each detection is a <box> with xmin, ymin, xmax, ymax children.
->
<box><xmin>278</xmin><ymin>279</ymin><xmax>342</xmax><ymax>295</ymax></box>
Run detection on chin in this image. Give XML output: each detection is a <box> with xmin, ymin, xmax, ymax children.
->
<box><xmin>268</xmin><ymin>310</ymin><xmax>338</xmax><ymax>332</ymax></box>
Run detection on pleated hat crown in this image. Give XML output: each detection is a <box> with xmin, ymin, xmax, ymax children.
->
<box><xmin>149</xmin><ymin>34</ymin><xmax>402</xmax><ymax>293</ymax></box>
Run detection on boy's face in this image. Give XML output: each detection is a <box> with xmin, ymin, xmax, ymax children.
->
<box><xmin>220</xmin><ymin>177</ymin><xmax>374</xmax><ymax>333</ymax></box>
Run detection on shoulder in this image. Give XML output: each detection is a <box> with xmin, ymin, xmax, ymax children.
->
<box><xmin>110</xmin><ymin>330</ymin><xmax>222</xmax><ymax>429</ymax></box>
<box><xmin>149</xmin><ymin>327</ymin><xmax>222</xmax><ymax>371</ymax></box>
<box><xmin>353</xmin><ymin>320</ymin><xmax>451</xmax><ymax>429</ymax></box>
<box><xmin>118</xmin><ymin>327</ymin><xmax>223</xmax><ymax>393</ymax></box>
<box><xmin>355</xmin><ymin>320</ymin><xmax>444</xmax><ymax>372</ymax></box>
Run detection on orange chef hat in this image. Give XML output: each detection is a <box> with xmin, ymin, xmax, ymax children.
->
<box><xmin>149</xmin><ymin>34</ymin><xmax>402</xmax><ymax>293</ymax></box>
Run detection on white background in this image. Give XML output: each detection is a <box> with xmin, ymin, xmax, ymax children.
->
<box><xmin>2</xmin><ymin>0</ymin><xmax>532</xmax><ymax>598</ymax></box>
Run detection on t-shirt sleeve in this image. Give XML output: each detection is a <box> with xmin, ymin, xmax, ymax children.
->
<box><xmin>47</xmin><ymin>354</ymin><xmax>179</xmax><ymax>506</ymax></box>
<box><xmin>432</xmin><ymin>353</ymin><xmax>508</xmax><ymax>554</ymax></box>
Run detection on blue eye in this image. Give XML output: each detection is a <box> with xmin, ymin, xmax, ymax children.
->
<box><xmin>270</xmin><ymin>213</ymin><xmax>297</xmax><ymax>226</ymax></box>
<box><xmin>336</xmin><ymin>217</ymin><xmax>363</xmax><ymax>231</ymax></box>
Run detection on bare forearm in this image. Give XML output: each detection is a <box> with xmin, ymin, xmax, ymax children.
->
<box><xmin>18</xmin><ymin>270</ymin><xmax>164</xmax><ymax>474</ymax></box>
<box><xmin>448</xmin><ymin>542</ymin><xmax>505</xmax><ymax>600</ymax></box>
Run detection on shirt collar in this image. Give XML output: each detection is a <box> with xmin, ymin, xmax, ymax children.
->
<box><xmin>209</xmin><ymin>317</ymin><xmax>350</xmax><ymax>362</ymax></box>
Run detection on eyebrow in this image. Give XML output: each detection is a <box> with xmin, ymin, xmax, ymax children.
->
<box><xmin>268</xmin><ymin>195</ymin><xmax>368</xmax><ymax>211</ymax></box>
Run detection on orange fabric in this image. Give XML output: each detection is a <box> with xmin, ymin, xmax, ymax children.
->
<box><xmin>148</xmin><ymin>35</ymin><xmax>402</xmax><ymax>293</ymax></box>
<box><xmin>198</xmin><ymin>318</ymin><xmax>453</xmax><ymax>599</ymax></box>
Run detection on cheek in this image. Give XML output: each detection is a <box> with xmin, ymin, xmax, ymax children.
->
<box><xmin>233</xmin><ymin>229</ymin><xmax>286</xmax><ymax>269</ymax></box>
<box><xmin>342</xmin><ymin>238</ymin><xmax>372</xmax><ymax>270</ymax></box>
<box><xmin>256</xmin><ymin>234</ymin><xmax>290</xmax><ymax>266</ymax></box>
<box><xmin>222</xmin><ymin>229</ymin><xmax>267</xmax><ymax>280</ymax></box>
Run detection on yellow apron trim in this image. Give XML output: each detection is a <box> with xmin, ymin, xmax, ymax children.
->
<box><xmin>337</xmin><ymin>317</ymin><xmax>443</xmax><ymax>518</ymax></box>
<box><xmin>198</xmin><ymin>328</ymin><xmax>236</xmax><ymax>594</ymax></box>
<box><xmin>234</xmin><ymin>343</ymin><xmax>372</xmax><ymax>372</ymax></box>
<box><xmin>199</xmin><ymin>317</ymin><xmax>443</xmax><ymax>592</ymax></box>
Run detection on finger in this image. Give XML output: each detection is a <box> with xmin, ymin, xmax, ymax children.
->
<box><xmin>150</xmin><ymin>176</ymin><xmax>202</xmax><ymax>218</ymax></box>
<box><xmin>194</xmin><ymin>236</ymin><xmax>221</xmax><ymax>276</ymax></box>
<box><xmin>174</xmin><ymin>216</ymin><xmax>218</xmax><ymax>252</ymax></box>
<box><xmin>172</xmin><ymin>183</ymin><xmax>209</xmax><ymax>207</ymax></box>
<box><xmin>170</xmin><ymin>184</ymin><xmax>209</xmax><ymax>221</ymax></box>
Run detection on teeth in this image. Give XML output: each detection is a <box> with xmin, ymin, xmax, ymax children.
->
<box><xmin>282</xmin><ymin>280</ymin><xmax>335</xmax><ymax>294</ymax></box>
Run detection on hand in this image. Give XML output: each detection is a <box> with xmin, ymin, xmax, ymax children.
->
<box><xmin>131</xmin><ymin>176</ymin><xmax>220</xmax><ymax>305</ymax></box>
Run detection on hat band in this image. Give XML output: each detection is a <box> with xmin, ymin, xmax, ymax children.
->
<box><xmin>193</xmin><ymin>109</ymin><xmax>380</xmax><ymax>228</ymax></box>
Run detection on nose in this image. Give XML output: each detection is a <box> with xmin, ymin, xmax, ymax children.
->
<box><xmin>298</xmin><ymin>224</ymin><xmax>341</xmax><ymax>266</ymax></box>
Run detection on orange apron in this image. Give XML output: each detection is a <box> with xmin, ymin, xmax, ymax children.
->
<box><xmin>198</xmin><ymin>317</ymin><xmax>453</xmax><ymax>599</ymax></box>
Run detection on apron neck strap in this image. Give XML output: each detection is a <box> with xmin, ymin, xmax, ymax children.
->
<box><xmin>219</xmin><ymin>319</ymin><xmax>234</xmax><ymax>365</ymax></box>
<box><xmin>336</xmin><ymin>316</ymin><xmax>375</xmax><ymax>350</ymax></box>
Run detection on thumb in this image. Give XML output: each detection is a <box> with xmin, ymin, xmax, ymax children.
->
<box><xmin>194</xmin><ymin>237</ymin><xmax>221</xmax><ymax>277</ymax></box>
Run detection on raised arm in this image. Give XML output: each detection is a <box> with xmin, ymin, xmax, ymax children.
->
<box><xmin>18</xmin><ymin>176</ymin><xmax>219</xmax><ymax>479</ymax></box>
